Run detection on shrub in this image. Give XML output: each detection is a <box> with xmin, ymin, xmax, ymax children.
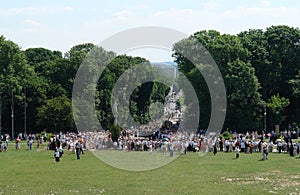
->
<box><xmin>222</xmin><ymin>131</ymin><xmax>234</xmax><ymax>140</ymax></box>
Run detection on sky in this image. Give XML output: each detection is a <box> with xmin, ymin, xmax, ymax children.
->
<box><xmin>1</xmin><ymin>0</ymin><xmax>300</xmax><ymax>61</ymax></box>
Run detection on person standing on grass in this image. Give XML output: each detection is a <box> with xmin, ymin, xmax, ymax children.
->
<box><xmin>5</xmin><ymin>135</ymin><xmax>9</xmax><ymax>147</ymax></box>
<box><xmin>58</xmin><ymin>145</ymin><xmax>63</xmax><ymax>157</ymax></box>
<box><xmin>54</xmin><ymin>148</ymin><xmax>60</xmax><ymax>162</ymax></box>
<box><xmin>225</xmin><ymin>140</ymin><xmax>229</xmax><ymax>152</ymax></box>
<box><xmin>15</xmin><ymin>137</ymin><xmax>20</xmax><ymax>150</ymax></box>
<box><xmin>169</xmin><ymin>143</ymin><xmax>174</xmax><ymax>157</ymax></box>
<box><xmin>277</xmin><ymin>141</ymin><xmax>282</xmax><ymax>153</ymax></box>
<box><xmin>149</xmin><ymin>140</ymin><xmax>153</xmax><ymax>154</ymax></box>
<box><xmin>37</xmin><ymin>138</ymin><xmax>40</xmax><ymax>148</ymax></box>
<box><xmin>213</xmin><ymin>143</ymin><xmax>217</xmax><ymax>155</ymax></box>
<box><xmin>262</xmin><ymin>146</ymin><xmax>268</xmax><ymax>160</ymax></box>
<box><xmin>3</xmin><ymin>141</ymin><xmax>7</xmax><ymax>152</ymax></box>
<box><xmin>75</xmin><ymin>141</ymin><xmax>82</xmax><ymax>160</ymax></box>
<box><xmin>235</xmin><ymin>146</ymin><xmax>240</xmax><ymax>159</ymax></box>
<box><xmin>43</xmin><ymin>132</ymin><xmax>47</xmax><ymax>143</ymax></box>
<box><xmin>219</xmin><ymin>138</ymin><xmax>224</xmax><ymax>152</ymax></box>
<box><xmin>27</xmin><ymin>139</ymin><xmax>33</xmax><ymax>151</ymax></box>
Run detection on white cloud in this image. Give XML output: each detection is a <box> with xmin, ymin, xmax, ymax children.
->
<box><xmin>3</xmin><ymin>5</ymin><xmax>74</xmax><ymax>17</ymax></box>
<box><xmin>261</xmin><ymin>0</ymin><xmax>271</xmax><ymax>7</ymax></box>
<box><xmin>63</xmin><ymin>6</ymin><xmax>74</xmax><ymax>12</ymax></box>
<box><xmin>220</xmin><ymin>6</ymin><xmax>300</xmax><ymax>33</ymax></box>
<box><xmin>3</xmin><ymin>2</ymin><xmax>300</xmax><ymax>61</ymax></box>
<box><xmin>113</xmin><ymin>10</ymin><xmax>132</xmax><ymax>20</ymax></box>
<box><xmin>24</xmin><ymin>19</ymin><xmax>41</xmax><ymax>26</ymax></box>
<box><xmin>124</xmin><ymin>4</ymin><xmax>148</xmax><ymax>10</ymax></box>
<box><xmin>7</xmin><ymin>6</ymin><xmax>44</xmax><ymax>15</ymax></box>
<box><xmin>81</xmin><ymin>5</ymin><xmax>300</xmax><ymax>47</ymax></box>
<box><xmin>232</xmin><ymin>7</ymin><xmax>300</xmax><ymax>15</ymax></box>
<box><xmin>203</xmin><ymin>1</ymin><xmax>220</xmax><ymax>10</ymax></box>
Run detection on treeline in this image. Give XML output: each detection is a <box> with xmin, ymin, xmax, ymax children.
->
<box><xmin>0</xmin><ymin>41</ymin><xmax>169</xmax><ymax>134</ymax></box>
<box><xmin>174</xmin><ymin>25</ymin><xmax>300</xmax><ymax>131</ymax></box>
<box><xmin>0</xmin><ymin>25</ymin><xmax>299</xmax><ymax>135</ymax></box>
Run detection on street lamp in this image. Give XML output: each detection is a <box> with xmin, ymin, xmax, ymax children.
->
<box><xmin>0</xmin><ymin>94</ymin><xmax>2</xmax><ymax>138</ymax></box>
<box><xmin>288</xmin><ymin>124</ymin><xmax>292</xmax><ymax>141</ymax></box>
<box><xmin>24</xmin><ymin>86</ymin><xmax>27</xmax><ymax>138</ymax></box>
<box><xmin>11</xmin><ymin>88</ymin><xmax>14</xmax><ymax>140</ymax></box>
<box><xmin>264</xmin><ymin>104</ymin><xmax>267</xmax><ymax>134</ymax></box>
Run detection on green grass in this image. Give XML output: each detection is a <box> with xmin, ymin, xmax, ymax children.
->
<box><xmin>0</xmin><ymin>143</ymin><xmax>300</xmax><ymax>194</ymax></box>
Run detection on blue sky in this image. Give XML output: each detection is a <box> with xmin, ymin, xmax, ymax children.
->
<box><xmin>1</xmin><ymin>0</ymin><xmax>300</xmax><ymax>61</ymax></box>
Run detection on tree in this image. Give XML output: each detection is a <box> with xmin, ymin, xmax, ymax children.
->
<box><xmin>24</xmin><ymin>47</ymin><xmax>67</xmax><ymax>131</ymax></box>
<box><xmin>173</xmin><ymin>31</ymin><xmax>262</xmax><ymax>131</ymax></box>
<box><xmin>37</xmin><ymin>96</ymin><xmax>75</xmax><ymax>132</ymax></box>
<box><xmin>239</xmin><ymin>26</ymin><xmax>300</xmax><ymax>127</ymax></box>
<box><xmin>289</xmin><ymin>71</ymin><xmax>300</xmax><ymax>98</ymax></box>
<box><xmin>110</xmin><ymin>124</ymin><xmax>121</xmax><ymax>142</ymax></box>
<box><xmin>96</xmin><ymin>55</ymin><xmax>169</xmax><ymax>130</ymax></box>
<box><xmin>25</xmin><ymin>44</ymin><xmax>97</xmax><ymax>132</ymax></box>
<box><xmin>226</xmin><ymin>59</ymin><xmax>263</xmax><ymax>130</ymax></box>
<box><xmin>267</xmin><ymin>94</ymin><xmax>290</xmax><ymax>126</ymax></box>
<box><xmin>238</xmin><ymin>29</ymin><xmax>270</xmax><ymax>99</ymax></box>
<box><xmin>0</xmin><ymin>36</ymin><xmax>37</xmax><ymax>135</ymax></box>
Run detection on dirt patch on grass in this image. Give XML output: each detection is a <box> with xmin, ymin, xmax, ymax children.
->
<box><xmin>221</xmin><ymin>170</ymin><xmax>300</xmax><ymax>194</ymax></box>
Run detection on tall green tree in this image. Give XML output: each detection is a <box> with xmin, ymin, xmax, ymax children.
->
<box><xmin>173</xmin><ymin>31</ymin><xmax>262</xmax><ymax>131</ymax></box>
<box><xmin>267</xmin><ymin>94</ymin><xmax>290</xmax><ymax>126</ymax></box>
<box><xmin>96</xmin><ymin>55</ymin><xmax>169</xmax><ymax>130</ymax></box>
<box><xmin>265</xmin><ymin>26</ymin><xmax>300</xmax><ymax>126</ymax></box>
<box><xmin>37</xmin><ymin>95</ymin><xmax>75</xmax><ymax>132</ymax></box>
<box><xmin>24</xmin><ymin>47</ymin><xmax>66</xmax><ymax>131</ymax></box>
<box><xmin>238</xmin><ymin>29</ymin><xmax>270</xmax><ymax>99</ymax></box>
<box><xmin>239</xmin><ymin>25</ymin><xmax>300</xmax><ymax>128</ymax></box>
<box><xmin>0</xmin><ymin>36</ymin><xmax>36</xmax><ymax>135</ymax></box>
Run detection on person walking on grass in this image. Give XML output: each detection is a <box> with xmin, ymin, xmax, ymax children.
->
<box><xmin>262</xmin><ymin>146</ymin><xmax>268</xmax><ymax>161</ymax></box>
<box><xmin>54</xmin><ymin>148</ymin><xmax>60</xmax><ymax>162</ymax></box>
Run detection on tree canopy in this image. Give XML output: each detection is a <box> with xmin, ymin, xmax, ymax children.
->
<box><xmin>0</xmin><ymin>25</ymin><xmax>299</xmax><ymax>135</ymax></box>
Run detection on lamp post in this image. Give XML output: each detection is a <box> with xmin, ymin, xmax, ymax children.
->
<box><xmin>0</xmin><ymin>94</ymin><xmax>2</xmax><ymax>138</ymax></box>
<box><xmin>24</xmin><ymin>87</ymin><xmax>27</xmax><ymax>137</ymax></box>
<box><xmin>288</xmin><ymin>124</ymin><xmax>292</xmax><ymax>141</ymax></box>
<box><xmin>264</xmin><ymin>104</ymin><xmax>267</xmax><ymax>135</ymax></box>
<box><xmin>11</xmin><ymin>89</ymin><xmax>14</xmax><ymax>140</ymax></box>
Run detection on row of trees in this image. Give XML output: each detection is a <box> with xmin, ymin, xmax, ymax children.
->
<box><xmin>0</xmin><ymin>40</ymin><xmax>169</xmax><ymax>135</ymax></box>
<box><xmin>0</xmin><ymin>25</ymin><xmax>299</xmax><ymax>135</ymax></box>
<box><xmin>173</xmin><ymin>25</ymin><xmax>300</xmax><ymax>131</ymax></box>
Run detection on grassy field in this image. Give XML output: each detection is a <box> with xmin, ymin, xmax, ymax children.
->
<box><xmin>0</xmin><ymin>143</ymin><xmax>300</xmax><ymax>195</ymax></box>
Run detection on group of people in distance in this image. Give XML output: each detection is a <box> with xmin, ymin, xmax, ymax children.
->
<box><xmin>212</xmin><ymin>132</ymin><xmax>300</xmax><ymax>161</ymax></box>
<box><xmin>52</xmin><ymin>135</ymin><xmax>84</xmax><ymax>162</ymax></box>
<box><xmin>1</xmin><ymin>130</ymin><xmax>300</xmax><ymax>164</ymax></box>
<box><xmin>0</xmin><ymin>133</ymin><xmax>84</xmax><ymax>162</ymax></box>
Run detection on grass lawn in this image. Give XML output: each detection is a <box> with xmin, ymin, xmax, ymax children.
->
<box><xmin>0</xmin><ymin>143</ymin><xmax>299</xmax><ymax>194</ymax></box>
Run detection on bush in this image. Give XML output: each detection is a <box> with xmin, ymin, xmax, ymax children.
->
<box><xmin>222</xmin><ymin>131</ymin><xmax>234</xmax><ymax>140</ymax></box>
<box><xmin>40</xmin><ymin>131</ymin><xmax>53</xmax><ymax>142</ymax></box>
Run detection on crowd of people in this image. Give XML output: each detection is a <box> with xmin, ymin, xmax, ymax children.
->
<box><xmin>0</xmin><ymin>129</ymin><xmax>300</xmax><ymax>163</ymax></box>
<box><xmin>0</xmin><ymin>90</ymin><xmax>299</xmax><ymax>162</ymax></box>
<box><xmin>212</xmin><ymin>132</ymin><xmax>300</xmax><ymax>160</ymax></box>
